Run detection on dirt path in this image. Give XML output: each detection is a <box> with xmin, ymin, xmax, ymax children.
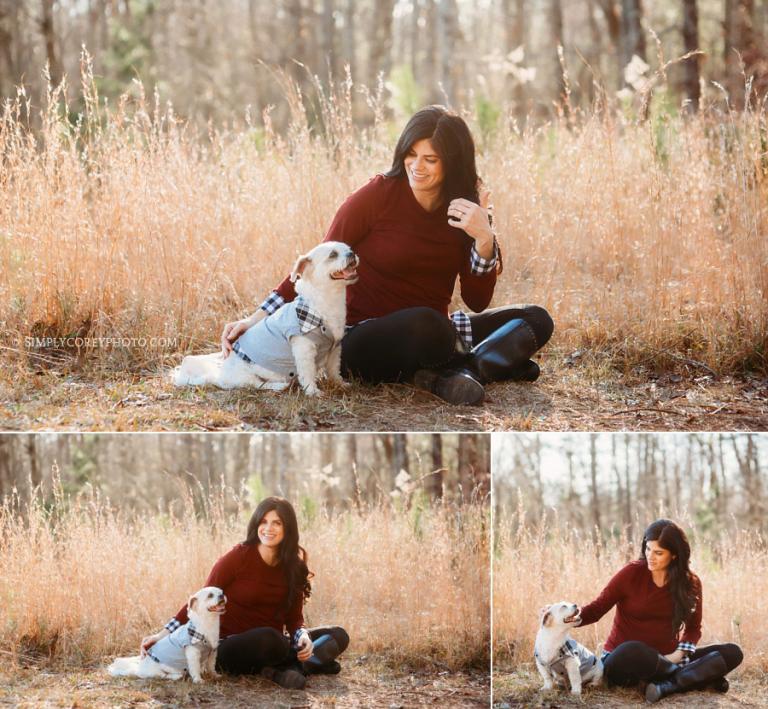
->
<box><xmin>2</xmin><ymin>658</ymin><xmax>488</xmax><ymax>708</ymax></box>
<box><xmin>1</xmin><ymin>353</ymin><xmax>766</xmax><ymax>431</ymax></box>
<box><xmin>493</xmin><ymin>667</ymin><xmax>767</xmax><ymax>707</ymax></box>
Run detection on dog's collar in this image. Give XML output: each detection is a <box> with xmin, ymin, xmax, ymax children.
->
<box><xmin>535</xmin><ymin>638</ymin><xmax>580</xmax><ymax>667</ymax></box>
<box><xmin>295</xmin><ymin>296</ymin><xmax>327</xmax><ymax>334</ymax></box>
<box><xmin>187</xmin><ymin>621</ymin><xmax>212</xmax><ymax>647</ymax></box>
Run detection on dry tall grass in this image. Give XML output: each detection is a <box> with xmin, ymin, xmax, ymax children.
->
<box><xmin>0</xmin><ymin>481</ymin><xmax>489</xmax><ymax>670</ymax></box>
<box><xmin>1</xmin><ymin>64</ymin><xmax>766</xmax><ymax>374</ymax></box>
<box><xmin>493</xmin><ymin>503</ymin><xmax>768</xmax><ymax>673</ymax></box>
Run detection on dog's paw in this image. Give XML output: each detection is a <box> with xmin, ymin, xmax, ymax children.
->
<box><xmin>190</xmin><ymin>676</ymin><xmax>204</xmax><ymax>684</ymax></box>
<box><xmin>303</xmin><ymin>384</ymin><xmax>322</xmax><ymax>397</ymax></box>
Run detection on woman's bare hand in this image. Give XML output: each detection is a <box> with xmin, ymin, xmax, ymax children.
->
<box><xmin>140</xmin><ymin>630</ymin><xmax>167</xmax><ymax>657</ymax></box>
<box><xmin>663</xmin><ymin>650</ymin><xmax>685</xmax><ymax>665</ymax></box>
<box><xmin>296</xmin><ymin>630</ymin><xmax>314</xmax><ymax>661</ymax></box>
<box><xmin>447</xmin><ymin>197</ymin><xmax>494</xmax><ymax>257</ymax></box>
<box><xmin>221</xmin><ymin>312</ymin><xmax>264</xmax><ymax>356</ymax></box>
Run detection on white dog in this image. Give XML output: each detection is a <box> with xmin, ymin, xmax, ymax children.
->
<box><xmin>108</xmin><ymin>587</ymin><xmax>227</xmax><ymax>683</ymax></box>
<box><xmin>534</xmin><ymin>601</ymin><xmax>603</xmax><ymax>696</ymax></box>
<box><xmin>172</xmin><ymin>241</ymin><xmax>359</xmax><ymax>396</ymax></box>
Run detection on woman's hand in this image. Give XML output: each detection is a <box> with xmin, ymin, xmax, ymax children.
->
<box><xmin>447</xmin><ymin>190</ymin><xmax>494</xmax><ymax>258</ymax></box>
<box><xmin>140</xmin><ymin>629</ymin><xmax>168</xmax><ymax>657</ymax></box>
<box><xmin>663</xmin><ymin>650</ymin><xmax>685</xmax><ymax>665</ymax></box>
<box><xmin>221</xmin><ymin>312</ymin><xmax>264</xmax><ymax>356</ymax></box>
<box><xmin>296</xmin><ymin>630</ymin><xmax>314</xmax><ymax>661</ymax></box>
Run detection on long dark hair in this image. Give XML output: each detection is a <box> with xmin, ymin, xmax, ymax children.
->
<box><xmin>244</xmin><ymin>497</ymin><xmax>312</xmax><ymax>612</ymax></box>
<box><xmin>385</xmin><ymin>105</ymin><xmax>480</xmax><ymax>205</ymax></box>
<box><xmin>639</xmin><ymin>519</ymin><xmax>700</xmax><ymax>634</ymax></box>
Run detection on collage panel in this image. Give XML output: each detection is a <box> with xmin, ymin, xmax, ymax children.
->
<box><xmin>2</xmin><ymin>5</ymin><xmax>766</xmax><ymax>434</ymax></box>
<box><xmin>492</xmin><ymin>432</ymin><xmax>768</xmax><ymax>707</ymax></box>
<box><xmin>0</xmin><ymin>432</ymin><xmax>490</xmax><ymax>707</ymax></box>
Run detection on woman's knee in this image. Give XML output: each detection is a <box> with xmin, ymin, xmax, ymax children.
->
<box><xmin>608</xmin><ymin>640</ymin><xmax>655</xmax><ymax>661</ymax></box>
<box><xmin>523</xmin><ymin>305</ymin><xmax>554</xmax><ymax>346</ymax></box>
<box><xmin>329</xmin><ymin>626</ymin><xmax>350</xmax><ymax>653</ymax></box>
<box><xmin>240</xmin><ymin>627</ymin><xmax>290</xmax><ymax>661</ymax></box>
<box><xmin>720</xmin><ymin>643</ymin><xmax>744</xmax><ymax>672</ymax></box>
<box><xmin>604</xmin><ymin>641</ymin><xmax>658</xmax><ymax>684</ymax></box>
<box><xmin>405</xmin><ymin>307</ymin><xmax>455</xmax><ymax>343</ymax></box>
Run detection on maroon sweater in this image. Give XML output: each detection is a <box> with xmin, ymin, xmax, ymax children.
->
<box><xmin>272</xmin><ymin>174</ymin><xmax>497</xmax><ymax>324</ymax></box>
<box><xmin>579</xmin><ymin>560</ymin><xmax>702</xmax><ymax>654</ymax></box>
<box><xmin>172</xmin><ymin>543</ymin><xmax>304</xmax><ymax>639</ymax></box>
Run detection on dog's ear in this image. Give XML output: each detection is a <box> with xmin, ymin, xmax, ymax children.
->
<box><xmin>289</xmin><ymin>254</ymin><xmax>312</xmax><ymax>282</ymax></box>
<box><xmin>189</xmin><ymin>595</ymin><xmax>198</xmax><ymax>612</ymax></box>
<box><xmin>541</xmin><ymin>606</ymin><xmax>554</xmax><ymax>627</ymax></box>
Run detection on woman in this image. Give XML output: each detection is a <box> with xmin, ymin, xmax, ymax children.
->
<box><xmin>221</xmin><ymin>105</ymin><xmax>553</xmax><ymax>405</ymax></box>
<box><xmin>576</xmin><ymin>519</ymin><xmax>742</xmax><ymax>702</ymax></box>
<box><xmin>140</xmin><ymin>497</ymin><xmax>349</xmax><ymax>690</ymax></box>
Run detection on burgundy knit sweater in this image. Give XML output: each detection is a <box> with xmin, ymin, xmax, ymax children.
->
<box><xmin>271</xmin><ymin>174</ymin><xmax>497</xmax><ymax>324</ymax></box>
<box><xmin>578</xmin><ymin>560</ymin><xmax>702</xmax><ymax>654</ymax></box>
<box><xmin>172</xmin><ymin>543</ymin><xmax>304</xmax><ymax>639</ymax></box>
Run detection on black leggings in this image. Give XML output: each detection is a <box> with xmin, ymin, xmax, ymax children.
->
<box><xmin>216</xmin><ymin>625</ymin><xmax>349</xmax><ymax>676</ymax></box>
<box><xmin>341</xmin><ymin>305</ymin><xmax>554</xmax><ymax>384</ymax></box>
<box><xmin>603</xmin><ymin>640</ymin><xmax>743</xmax><ymax>687</ymax></box>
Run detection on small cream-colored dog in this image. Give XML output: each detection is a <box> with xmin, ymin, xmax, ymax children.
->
<box><xmin>108</xmin><ymin>587</ymin><xmax>226</xmax><ymax>683</ymax></box>
<box><xmin>172</xmin><ymin>242</ymin><xmax>359</xmax><ymax>395</ymax></box>
<box><xmin>534</xmin><ymin>601</ymin><xmax>603</xmax><ymax>696</ymax></box>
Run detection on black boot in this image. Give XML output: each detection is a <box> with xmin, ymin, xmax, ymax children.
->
<box><xmin>412</xmin><ymin>318</ymin><xmax>540</xmax><ymax>405</ymax></box>
<box><xmin>412</xmin><ymin>367</ymin><xmax>485</xmax><ymax>405</ymax></box>
<box><xmin>709</xmin><ymin>677</ymin><xmax>729</xmax><ymax>693</ymax></box>
<box><xmin>302</xmin><ymin>634</ymin><xmax>342</xmax><ymax>676</ymax></box>
<box><xmin>509</xmin><ymin>359</ymin><xmax>540</xmax><ymax>382</ymax></box>
<box><xmin>259</xmin><ymin>665</ymin><xmax>307</xmax><ymax>689</ymax></box>
<box><xmin>466</xmin><ymin>318</ymin><xmax>540</xmax><ymax>384</ymax></box>
<box><xmin>645</xmin><ymin>652</ymin><xmax>728</xmax><ymax>703</ymax></box>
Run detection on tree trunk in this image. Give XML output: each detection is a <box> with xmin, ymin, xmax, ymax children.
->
<box><xmin>589</xmin><ymin>435</ymin><xmax>602</xmax><ymax>536</ymax></box>
<box><xmin>428</xmin><ymin>433</ymin><xmax>444</xmax><ymax>500</ymax></box>
<box><xmin>620</xmin><ymin>0</ymin><xmax>646</xmax><ymax>75</ymax></box>
<box><xmin>368</xmin><ymin>0</ymin><xmax>396</xmax><ymax>90</ymax></box>
<box><xmin>681</xmin><ymin>0</ymin><xmax>701</xmax><ymax>112</ymax></box>
<box><xmin>322</xmin><ymin>0</ymin><xmax>336</xmax><ymax>80</ymax></box>
<box><xmin>549</xmin><ymin>0</ymin><xmax>566</xmax><ymax>108</ymax></box>
<box><xmin>40</xmin><ymin>0</ymin><xmax>63</xmax><ymax>86</ymax></box>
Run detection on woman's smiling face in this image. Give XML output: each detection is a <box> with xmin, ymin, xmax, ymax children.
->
<box><xmin>403</xmin><ymin>139</ymin><xmax>444</xmax><ymax>196</ymax></box>
<box><xmin>645</xmin><ymin>539</ymin><xmax>675</xmax><ymax>573</ymax></box>
<box><xmin>258</xmin><ymin>509</ymin><xmax>285</xmax><ymax>549</ymax></box>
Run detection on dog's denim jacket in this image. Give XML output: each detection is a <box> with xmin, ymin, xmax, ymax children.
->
<box><xmin>536</xmin><ymin>638</ymin><xmax>598</xmax><ymax>683</ymax></box>
<box><xmin>232</xmin><ymin>296</ymin><xmax>337</xmax><ymax>378</ymax></box>
<box><xmin>148</xmin><ymin>621</ymin><xmax>211</xmax><ymax>672</ymax></box>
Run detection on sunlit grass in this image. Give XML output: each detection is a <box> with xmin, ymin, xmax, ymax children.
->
<box><xmin>1</xmin><ymin>63</ymin><xmax>766</xmax><ymax>374</ymax></box>
<box><xmin>0</xmin><ymin>479</ymin><xmax>489</xmax><ymax>670</ymax></box>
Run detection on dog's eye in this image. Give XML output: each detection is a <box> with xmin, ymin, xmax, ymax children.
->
<box><xmin>328</xmin><ymin>250</ymin><xmax>338</xmax><ymax>259</ymax></box>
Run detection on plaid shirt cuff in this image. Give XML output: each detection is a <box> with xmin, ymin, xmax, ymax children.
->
<box><xmin>164</xmin><ymin>618</ymin><xmax>181</xmax><ymax>633</ymax></box>
<box><xmin>450</xmin><ymin>311</ymin><xmax>474</xmax><ymax>351</ymax></box>
<box><xmin>469</xmin><ymin>239</ymin><xmax>498</xmax><ymax>275</ymax></box>
<box><xmin>677</xmin><ymin>641</ymin><xmax>696</xmax><ymax>654</ymax></box>
<box><xmin>259</xmin><ymin>291</ymin><xmax>286</xmax><ymax>315</ymax></box>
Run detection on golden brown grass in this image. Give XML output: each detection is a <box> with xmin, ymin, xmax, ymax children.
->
<box><xmin>493</xmin><ymin>506</ymin><xmax>768</xmax><ymax>674</ymax></box>
<box><xmin>1</xmin><ymin>65</ymin><xmax>766</xmax><ymax>378</ymax></box>
<box><xmin>0</xmin><ymin>480</ymin><xmax>488</xmax><ymax>671</ymax></box>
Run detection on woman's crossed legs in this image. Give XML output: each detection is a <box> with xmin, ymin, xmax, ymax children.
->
<box><xmin>604</xmin><ymin>640</ymin><xmax>743</xmax><ymax>688</ymax></box>
<box><xmin>216</xmin><ymin>625</ymin><xmax>349</xmax><ymax>676</ymax></box>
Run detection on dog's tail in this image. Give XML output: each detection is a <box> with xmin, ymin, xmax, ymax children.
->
<box><xmin>107</xmin><ymin>655</ymin><xmax>142</xmax><ymax>676</ymax></box>
<box><xmin>172</xmin><ymin>353</ymin><xmax>223</xmax><ymax>387</ymax></box>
